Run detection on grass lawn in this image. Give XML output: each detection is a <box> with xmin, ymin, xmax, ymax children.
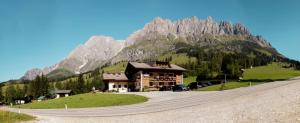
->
<box><xmin>0</xmin><ymin>110</ymin><xmax>35</xmax><ymax>123</ymax></box>
<box><xmin>243</xmin><ymin>62</ymin><xmax>300</xmax><ymax>81</ymax></box>
<box><xmin>198</xmin><ymin>62</ymin><xmax>300</xmax><ymax>91</ymax></box>
<box><xmin>14</xmin><ymin>93</ymin><xmax>148</xmax><ymax>109</ymax></box>
<box><xmin>183</xmin><ymin>76</ymin><xmax>197</xmax><ymax>85</ymax></box>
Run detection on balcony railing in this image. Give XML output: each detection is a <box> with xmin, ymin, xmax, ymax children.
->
<box><xmin>149</xmin><ymin>76</ymin><xmax>177</xmax><ymax>81</ymax></box>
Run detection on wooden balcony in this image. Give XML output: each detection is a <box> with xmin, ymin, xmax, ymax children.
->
<box><xmin>149</xmin><ymin>76</ymin><xmax>177</xmax><ymax>82</ymax></box>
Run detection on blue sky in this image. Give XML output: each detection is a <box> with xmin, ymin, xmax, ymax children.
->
<box><xmin>0</xmin><ymin>0</ymin><xmax>299</xmax><ymax>82</ymax></box>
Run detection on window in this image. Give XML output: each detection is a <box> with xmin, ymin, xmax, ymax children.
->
<box><xmin>159</xmin><ymin>82</ymin><xmax>163</xmax><ymax>85</ymax></box>
<box><xmin>113</xmin><ymin>85</ymin><xmax>116</xmax><ymax>88</ymax></box>
<box><xmin>150</xmin><ymin>82</ymin><xmax>153</xmax><ymax>86</ymax></box>
<box><xmin>118</xmin><ymin>85</ymin><xmax>121</xmax><ymax>88</ymax></box>
<box><xmin>124</xmin><ymin>85</ymin><xmax>128</xmax><ymax>88</ymax></box>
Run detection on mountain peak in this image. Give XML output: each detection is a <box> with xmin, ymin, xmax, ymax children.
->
<box><xmin>206</xmin><ymin>16</ymin><xmax>213</xmax><ymax>22</ymax></box>
<box><xmin>85</xmin><ymin>35</ymin><xmax>120</xmax><ymax>47</ymax></box>
<box><xmin>233</xmin><ymin>23</ymin><xmax>250</xmax><ymax>35</ymax></box>
<box><xmin>191</xmin><ymin>16</ymin><xmax>198</xmax><ymax>21</ymax></box>
<box><xmin>153</xmin><ymin>17</ymin><xmax>164</xmax><ymax>22</ymax></box>
<box><xmin>151</xmin><ymin>16</ymin><xmax>172</xmax><ymax>25</ymax></box>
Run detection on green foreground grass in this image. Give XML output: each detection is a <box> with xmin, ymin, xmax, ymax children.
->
<box><xmin>0</xmin><ymin>110</ymin><xmax>34</xmax><ymax>123</ymax></box>
<box><xmin>15</xmin><ymin>93</ymin><xmax>148</xmax><ymax>109</ymax></box>
<box><xmin>194</xmin><ymin>62</ymin><xmax>300</xmax><ymax>91</ymax></box>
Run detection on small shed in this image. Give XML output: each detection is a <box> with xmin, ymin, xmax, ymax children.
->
<box><xmin>54</xmin><ymin>90</ymin><xmax>72</xmax><ymax>98</ymax></box>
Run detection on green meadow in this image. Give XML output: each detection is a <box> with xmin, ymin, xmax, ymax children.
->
<box><xmin>193</xmin><ymin>62</ymin><xmax>300</xmax><ymax>91</ymax></box>
<box><xmin>14</xmin><ymin>93</ymin><xmax>147</xmax><ymax>109</ymax></box>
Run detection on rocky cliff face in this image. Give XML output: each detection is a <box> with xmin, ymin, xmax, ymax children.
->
<box><xmin>22</xmin><ymin>36</ymin><xmax>124</xmax><ymax>80</ymax></box>
<box><xmin>21</xmin><ymin>68</ymin><xmax>43</xmax><ymax>80</ymax></box>
<box><xmin>56</xmin><ymin>36</ymin><xmax>125</xmax><ymax>74</ymax></box>
<box><xmin>21</xmin><ymin>16</ymin><xmax>275</xmax><ymax>80</ymax></box>
<box><xmin>21</xmin><ymin>64</ymin><xmax>58</xmax><ymax>80</ymax></box>
<box><xmin>112</xmin><ymin>16</ymin><xmax>274</xmax><ymax>63</ymax></box>
<box><xmin>126</xmin><ymin>16</ymin><xmax>270</xmax><ymax>48</ymax></box>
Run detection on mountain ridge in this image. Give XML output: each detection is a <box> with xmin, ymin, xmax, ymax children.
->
<box><xmin>21</xmin><ymin>16</ymin><xmax>277</xmax><ymax>80</ymax></box>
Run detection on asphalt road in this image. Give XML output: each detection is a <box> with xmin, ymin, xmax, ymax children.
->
<box><xmin>4</xmin><ymin>77</ymin><xmax>300</xmax><ymax>123</ymax></box>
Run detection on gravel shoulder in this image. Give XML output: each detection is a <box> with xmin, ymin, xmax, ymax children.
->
<box><xmin>4</xmin><ymin>77</ymin><xmax>300</xmax><ymax>123</ymax></box>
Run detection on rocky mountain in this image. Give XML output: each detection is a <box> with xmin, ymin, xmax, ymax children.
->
<box><xmin>125</xmin><ymin>16</ymin><xmax>271</xmax><ymax>47</ymax></box>
<box><xmin>21</xmin><ymin>65</ymin><xmax>58</xmax><ymax>80</ymax></box>
<box><xmin>111</xmin><ymin>16</ymin><xmax>275</xmax><ymax>63</ymax></box>
<box><xmin>22</xmin><ymin>68</ymin><xmax>44</xmax><ymax>80</ymax></box>
<box><xmin>57</xmin><ymin>36</ymin><xmax>124</xmax><ymax>74</ymax></box>
<box><xmin>21</xmin><ymin>16</ymin><xmax>278</xmax><ymax>80</ymax></box>
<box><xmin>22</xmin><ymin>36</ymin><xmax>125</xmax><ymax>80</ymax></box>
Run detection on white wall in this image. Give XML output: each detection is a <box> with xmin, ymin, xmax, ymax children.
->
<box><xmin>108</xmin><ymin>82</ymin><xmax>128</xmax><ymax>92</ymax></box>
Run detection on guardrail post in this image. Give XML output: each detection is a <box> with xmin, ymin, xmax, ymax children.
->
<box><xmin>65</xmin><ymin>104</ymin><xmax>68</xmax><ymax>110</ymax></box>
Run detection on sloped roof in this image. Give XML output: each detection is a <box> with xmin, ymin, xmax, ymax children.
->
<box><xmin>54</xmin><ymin>90</ymin><xmax>72</xmax><ymax>94</ymax></box>
<box><xmin>129</xmin><ymin>62</ymin><xmax>186</xmax><ymax>71</ymax></box>
<box><xmin>103</xmin><ymin>73</ymin><xmax>128</xmax><ymax>81</ymax></box>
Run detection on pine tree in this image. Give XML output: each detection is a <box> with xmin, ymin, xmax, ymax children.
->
<box><xmin>5</xmin><ymin>84</ymin><xmax>16</xmax><ymax>103</ymax></box>
<box><xmin>35</xmin><ymin>75</ymin><xmax>41</xmax><ymax>98</ymax></box>
<box><xmin>76</xmin><ymin>74</ymin><xmax>85</xmax><ymax>94</ymax></box>
<box><xmin>15</xmin><ymin>85</ymin><xmax>23</xmax><ymax>99</ymax></box>
<box><xmin>55</xmin><ymin>82</ymin><xmax>63</xmax><ymax>90</ymax></box>
<box><xmin>85</xmin><ymin>81</ymin><xmax>91</xmax><ymax>93</ymax></box>
<box><xmin>28</xmin><ymin>75</ymin><xmax>41</xmax><ymax>98</ymax></box>
<box><xmin>48</xmin><ymin>82</ymin><xmax>55</xmax><ymax>91</ymax></box>
<box><xmin>91</xmin><ymin>75</ymin><xmax>105</xmax><ymax>91</ymax></box>
<box><xmin>65</xmin><ymin>80</ymin><xmax>72</xmax><ymax>90</ymax></box>
<box><xmin>0</xmin><ymin>84</ymin><xmax>4</xmax><ymax>102</ymax></box>
<box><xmin>23</xmin><ymin>84</ymin><xmax>29</xmax><ymax>96</ymax></box>
<box><xmin>40</xmin><ymin>74</ymin><xmax>49</xmax><ymax>96</ymax></box>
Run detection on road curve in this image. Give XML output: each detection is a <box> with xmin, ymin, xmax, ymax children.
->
<box><xmin>5</xmin><ymin>77</ymin><xmax>300</xmax><ymax>118</ymax></box>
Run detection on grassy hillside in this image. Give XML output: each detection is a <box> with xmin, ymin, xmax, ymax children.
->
<box><xmin>243</xmin><ymin>62</ymin><xmax>300</xmax><ymax>81</ymax></box>
<box><xmin>1</xmin><ymin>83</ymin><xmax>25</xmax><ymax>96</ymax></box>
<box><xmin>197</xmin><ymin>62</ymin><xmax>300</xmax><ymax>91</ymax></box>
<box><xmin>0</xmin><ymin>110</ymin><xmax>35</xmax><ymax>123</ymax></box>
<box><xmin>15</xmin><ymin>93</ymin><xmax>147</xmax><ymax>109</ymax></box>
<box><xmin>158</xmin><ymin>52</ymin><xmax>197</xmax><ymax>65</ymax></box>
<box><xmin>102</xmin><ymin>62</ymin><xmax>127</xmax><ymax>73</ymax></box>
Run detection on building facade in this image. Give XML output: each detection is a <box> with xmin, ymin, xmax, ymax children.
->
<box><xmin>103</xmin><ymin>61</ymin><xmax>186</xmax><ymax>92</ymax></box>
<box><xmin>125</xmin><ymin>62</ymin><xmax>186</xmax><ymax>91</ymax></box>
